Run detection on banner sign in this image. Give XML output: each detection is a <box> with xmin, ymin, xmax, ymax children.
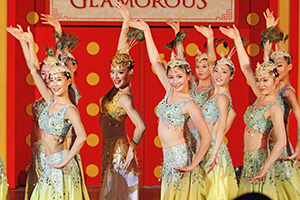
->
<box><xmin>49</xmin><ymin>0</ymin><xmax>235</xmax><ymax>23</ymax></box>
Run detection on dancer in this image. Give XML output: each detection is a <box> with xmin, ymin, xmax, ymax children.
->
<box><xmin>220</xmin><ymin>25</ymin><xmax>286</xmax><ymax>199</ymax></box>
<box><xmin>196</xmin><ymin>30</ymin><xmax>238</xmax><ymax>200</ymax></box>
<box><xmin>98</xmin><ymin>3</ymin><xmax>146</xmax><ymax>200</ymax></box>
<box><xmin>264</xmin><ymin>9</ymin><xmax>300</xmax><ymax>199</ymax></box>
<box><xmin>129</xmin><ymin>18</ymin><xmax>211</xmax><ymax>200</ymax></box>
<box><xmin>19</xmin><ymin>27</ymin><xmax>89</xmax><ymax>199</ymax></box>
<box><xmin>6</xmin><ymin>21</ymin><xmax>86</xmax><ymax>199</ymax></box>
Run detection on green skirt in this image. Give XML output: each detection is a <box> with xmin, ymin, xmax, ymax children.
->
<box><xmin>269</xmin><ymin>141</ymin><xmax>300</xmax><ymax>200</ymax></box>
<box><xmin>237</xmin><ymin>148</ymin><xmax>277</xmax><ymax>200</ymax></box>
<box><xmin>161</xmin><ymin>143</ymin><xmax>205</xmax><ymax>200</ymax></box>
<box><xmin>202</xmin><ymin>136</ymin><xmax>238</xmax><ymax>200</ymax></box>
<box><xmin>30</xmin><ymin>150</ymin><xmax>89</xmax><ymax>200</ymax></box>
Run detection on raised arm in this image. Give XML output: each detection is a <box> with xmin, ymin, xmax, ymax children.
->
<box><xmin>6</xmin><ymin>25</ymin><xmax>31</xmax><ymax>67</ymax></box>
<box><xmin>23</xmin><ymin>27</ymin><xmax>54</xmax><ymax>101</ymax></box>
<box><xmin>166</xmin><ymin>19</ymin><xmax>185</xmax><ymax>59</ymax></box>
<box><xmin>263</xmin><ymin>8</ymin><xmax>279</xmax><ymax>29</ymax></box>
<box><xmin>195</xmin><ymin>25</ymin><xmax>216</xmax><ymax>69</ymax></box>
<box><xmin>117</xmin><ymin>94</ymin><xmax>146</xmax><ymax>169</ymax></box>
<box><xmin>115</xmin><ymin>2</ymin><xmax>131</xmax><ymax>52</ymax></box>
<box><xmin>129</xmin><ymin>19</ymin><xmax>171</xmax><ymax>91</ymax></box>
<box><xmin>220</xmin><ymin>25</ymin><xmax>260</xmax><ymax>97</ymax></box>
<box><xmin>41</xmin><ymin>14</ymin><xmax>62</xmax><ymax>43</ymax></box>
<box><xmin>49</xmin><ymin>106</ymin><xmax>86</xmax><ymax>173</ymax></box>
<box><xmin>249</xmin><ymin>104</ymin><xmax>286</xmax><ymax>183</ymax></box>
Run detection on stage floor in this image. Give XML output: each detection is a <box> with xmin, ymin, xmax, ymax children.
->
<box><xmin>8</xmin><ymin>186</ymin><xmax>161</xmax><ymax>200</ymax></box>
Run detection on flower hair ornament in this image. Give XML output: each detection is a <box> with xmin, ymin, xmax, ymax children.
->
<box><xmin>255</xmin><ymin>61</ymin><xmax>278</xmax><ymax>77</ymax></box>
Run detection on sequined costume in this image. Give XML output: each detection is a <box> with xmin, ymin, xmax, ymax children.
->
<box><xmin>200</xmin><ymin>92</ymin><xmax>238</xmax><ymax>200</ymax></box>
<box><xmin>157</xmin><ymin>89</ymin><xmax>205</xmax><ymax>200</ymax></box>
<box><xmin>269</xmin><ymin>86</ymin><xmax>300</xmax><ymax>200</ymax></box>
<box><xmin>238</xmin><ymin>97</ymin><xmax>278</xmax><ymax>199</ymax></box>
<box><xmin>99</xmin><ymin>88</ymin><xmax>139</xmax><ymax>200</ymax></box>
<box><xmin>25</xmin><ymin>86</ymin><xmax>84</xmax><ymax>200</ymax></box>
<box><xmin>25</xmin><ymin>97</ymin><xmax>47</xmax><ymax>200</ymax></box>
<box><xmin>187</xmin><ymin>83</ymin><xmax>213</xmax><ymax>152</ymax></box>
<box><xmin>0</xmin><ymin>156</ymin><xmax>8</xmax><ymax>200</ymax></box>
<box><xmin>30</xmin><ymin>98</ymin><xmax>89</xmax><ymax>200</ymax></box>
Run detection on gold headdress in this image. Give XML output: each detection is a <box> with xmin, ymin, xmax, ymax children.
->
<box><xmin>195</xmin><ymin>49</ymin><xmax>208</xmax><ymax>62</ymax></box>
<box><xmin>49</xmin><ymin>62</ymin><xmax>71</xmax><ymax>76</ymax></box>
<box><xmin>255</xmin><ymin>61</ymin><xmax>278</xmax><ymax>77</ymax></box>
<box><xmin>110</xmin><ymin>28</ymin><xmax>144</xmax><ymax>70</ymax></box>
<box><xmin>271</xmin><ymin>46</ymin><xmax>292</xmax><ymax>61</ymax></box>
<box><xmin>111</xmin><ymin>51</ymin><xmax>134</xmax><ymax>70</ymax></box>
<box><xmin>216</xmin><ymin>51</ymin><xmax>235</xmax><ymax>73</ymax></box>
<box><xmin>167</xmin><ymin>52</ymin><xmax>191</xmax><ymax>72</ymax></box>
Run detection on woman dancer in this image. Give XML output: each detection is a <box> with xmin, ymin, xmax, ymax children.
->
<box><xmin>20</xmin><ymin>27</ymin><xmax>89</xmax><ymax>199</ymax></box>
<box><xmin>263</xmin><ymin>9</ymin><xmax>300</xmax><ymax>199</ymax></box>
<box><xmin>98</xmin><ymin>3</ymin><xmax>146</xmax><ymax>200</ymax></box>
<box><xmin>220</xmin><ymin>25</ymin><xmax>286</xmax><ymax>199</ymax></box>
<box><xmin>196</xmin><ymin>32</ymin><xmax>238</xmax><ymax>200</ymax></box>
<box><xmin>6</xmin><ymin>22</ymin><xmax>86</xmax><ymax>199</ymax></box>
<box><xmin>129</xmin><ymin>18</ymin><xmax>211</xmax><ymax>200</ymax></box>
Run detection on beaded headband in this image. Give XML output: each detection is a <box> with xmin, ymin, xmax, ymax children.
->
<box><xmin>255</xmin><ymin>61</ymin><xmax>277</xmax><ymax>77</ymax></box>
<box><xmin>167</xmin><ymin>52</ymin><xmax>191</xmax><ymax>72</ymax></box>
<box><xmin>216</xmin><ymin>52</ymin><xmax>235</xmax><ymax>73</ymax></box>
<box><xmin>49</xmin><ymin>63</ymin><xmax>71</xmax><ymax>75</ymax></box>
<box><xmin>195</xmin><ymin>49</ymin><xmax>208</xmax><ymax>62</ymax></box>
<box><xmin>271</xmin><ymin>45</ymin><xmax>292</xmax><ymax>61</ymax></box>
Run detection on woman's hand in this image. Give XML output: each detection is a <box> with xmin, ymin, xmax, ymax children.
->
<box><xmin>263</xmin><ymin>8</ymin><xmax>279</xmax><ymax>28</ymax></box>
<box><xmin>49</xmin><ymin>161</ymin><xmax>68</xmax><ymax>174</ymax></box>
<box><xmin>5</xmin><ymin>25</ymin><xmax>25</xmax><ymax>41</ymax></box>
<box><xmin>219</xmin><ymin>25</ymin><xmax>240</xmax><ymax>40</ymax></box>
<box><xmin>22</xmin><ymin>26</ymin><xmax>34</xmax><ymax>44</ymax></box>
<box><xmin>207</xmin><ymin>154</ymin><xmax>223</xmax><ymax>174</ymax></box>
<box><xmin>114</xmin><ymin>2</ymin><xmax>130</xmax><ymax>22</ymax></box>
<box><xmin>195</xmin><ymin>24</ymin><xmax>213</xmax><ymax>39</ymax></box>
<box><xmin>122</xmin><ymin>145</ymin><xmax>134</xmax><ymax>170</ymax></box>
<box><xmin>128</xmin><ymin>18</ymin><xmax>149</xmax><ymax>32</ymax></box>
<box><xmin>41</xmin><ymin>14</ymin><xmax>61</xmax><ymax>29</ymax></box>
<box><xmin>282</xmin><ymin>152</ymin><xmax>300</xmax><ymax>167</ymax></box>
<box><xmin>175</xmin><ymin>164</ymin><xmax>196</xmax><ymax>178</ymax></box>
<box><xmin>166</xmin><ymin>19</ymin><xmax>180</xmax><ymax>35</ymax></box>
<box><xmin>248</xmin><ymin>169</ymin><xmax>267</xmax><ymax>184</ymax></box>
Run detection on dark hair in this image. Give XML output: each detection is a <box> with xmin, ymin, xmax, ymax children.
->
<box><xmin>234</xmin><ymin>193</ymin><xmax>271</xmax><ymax>200</ymax></box>
<box><xmin>284</xmin><ymin>55</ymin><xmax>292</xmax><ymax>64</ymax></box>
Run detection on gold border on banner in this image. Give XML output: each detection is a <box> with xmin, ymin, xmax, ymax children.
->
<box><xmin>49</xmin><ymin>0</ymin><xmax>235</xmax><ymax>23</ymax></box>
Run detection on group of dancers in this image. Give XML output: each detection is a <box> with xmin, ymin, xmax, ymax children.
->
<box><xmin>0</xmin><ymin>3</ymin><xmax>299</xmax><ymax>200</ymax></box>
